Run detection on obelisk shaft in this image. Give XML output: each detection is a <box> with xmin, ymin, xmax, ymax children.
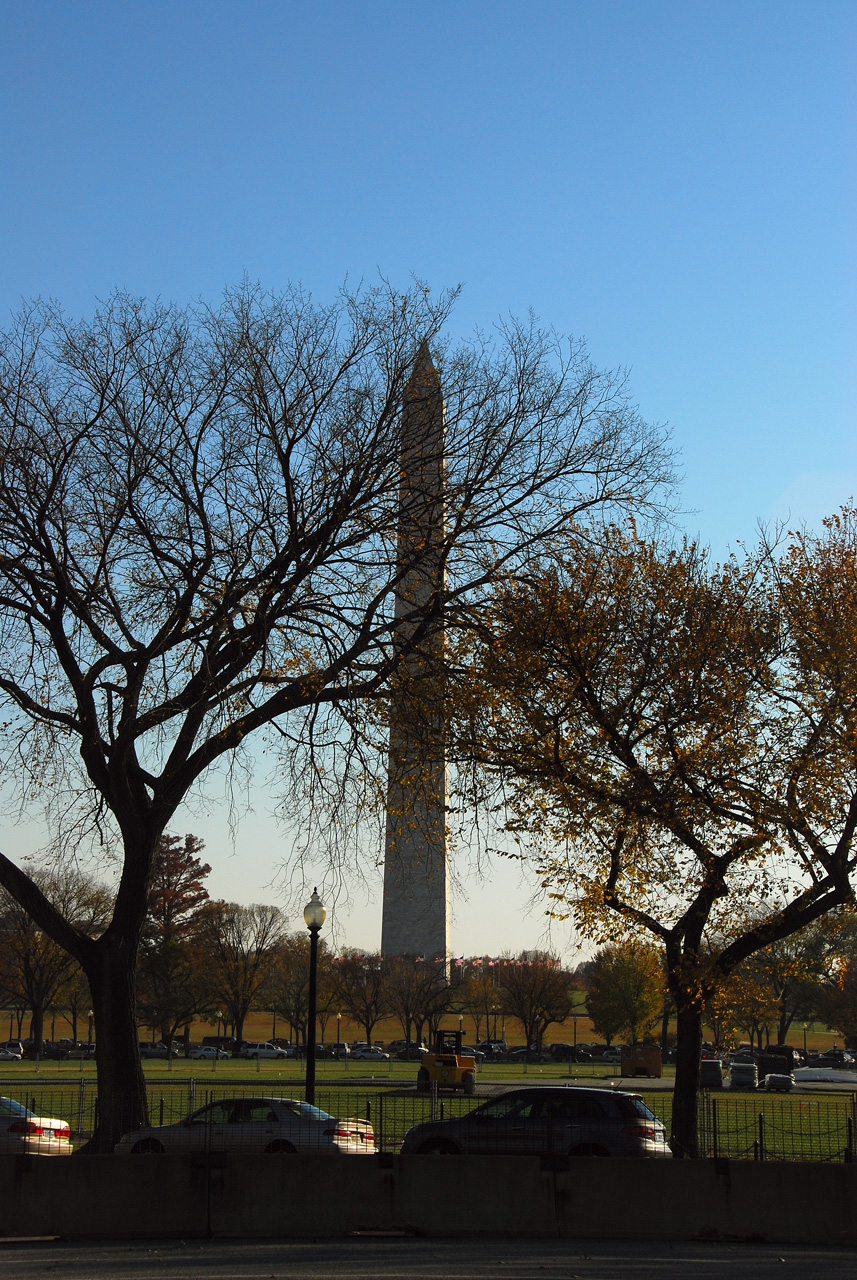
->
<box><xmin>381</xmin><ymin>344</ymin><xmax>449</xmax><ymax>962</ymax></box>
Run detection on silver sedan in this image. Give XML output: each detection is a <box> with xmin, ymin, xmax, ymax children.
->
<box><xmin>115</xmin><ymin>1096</ymin><xmax>376</xmax><ymax>1155</ymax></box>
<box><xmin>0</xmin><ymin>1096</ymin><xmax>72</xmax><ymax>1155</ymax></box>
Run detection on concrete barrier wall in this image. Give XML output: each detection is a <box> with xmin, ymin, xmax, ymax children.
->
<box><xmin>3</xmin><ymin>1154</ymin><xmax>856</xmax><ymax>1244</ymax></box>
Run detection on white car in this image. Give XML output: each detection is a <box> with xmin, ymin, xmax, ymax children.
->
<box><xmin>190</xmin><ymin>1045</ymin><xmax>230</xmax><ymax>1060</ymax></box>
<box><xmin>239</xmin><ymin>1041</ymin><xmax>288</xmax><ymax>1059</ymax></box>
<box><xmin>0</xmin><ymin>1048</ymin><xmax>22</xmax><ymax>1061</ymax></box>
<box><xmin>115</xmin><ymin>1096</ymin><xmax>376</xmax><ymax>1155</ymax></box>
<box><xmin>0</xmin><ymin>1096</ymin><xmax>72</xmax><ymax>1155</ymax></box>
<box><xmin>350</xmin><ymin>1046</ymin><xmax>391</xmax><ymax>1061</ymax></box>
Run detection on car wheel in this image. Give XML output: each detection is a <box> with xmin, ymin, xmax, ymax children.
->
<box><xmin>131</xmin><ymin>1139</ymin><xmax>165</xmax><ymax>1154</ymax></box>
<box><xmin>463</xmin><ymin>1071</ymin><xmax>476</xmax><ymax>1096</ymax></box>
<box><xmin>416</xmin><ymin>1067</ymin><xmax>431</xmax><ymax>1094</ymax></box>
<box><xmin>264</xmin><ymin>1141</ymin><xmax>297</xmax><ymax>1154</ymax></box>
<box><xmin>418</xmin><ymin>1138</ymin><xmax>459</xmax><ymax>1155</ymax></box>
<box><xmin>569</xmin><ymin>1143</ymin><xmax>611</xmax><ymax>1157</ymax></box>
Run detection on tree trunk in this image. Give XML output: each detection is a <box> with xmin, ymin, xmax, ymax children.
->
<box><xmin>30</xmin><ymin>1004</ymin><xmax>45</xmax><ymax>1055</ymax></box>
<box><xmin>660</xmin><ymin>1000</ymin><xmax>670</xmax><ymax>1053</ymax></box>
<box><xmin>82</xmin><ymin>936</ymin><xmax>148</xmax><ymax>1153</ymax></box>
<box><xmin>671</xmin><ymin>1000</ymin><xmax>703</xmax><ymax>1158</ymax></box>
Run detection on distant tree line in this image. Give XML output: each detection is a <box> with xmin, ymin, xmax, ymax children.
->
<box><xmin>0</xmin><ymin>833</ymin><xmax>579</xmax><ymax>1055</ymax></box>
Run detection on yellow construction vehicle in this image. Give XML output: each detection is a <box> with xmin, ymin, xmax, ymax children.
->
<box><xmin>416</xmin><ymin>1029</ymin><xmax>477</xmax><ymax>1095</ymax></box>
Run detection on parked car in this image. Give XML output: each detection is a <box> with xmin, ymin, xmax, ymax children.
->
<box><xmin>0</xmin><ymin>1047</ymin><xmax>22</xmax><ymax>1061</ymax></box>
<box><xmin>396</xmin><ymin>1044</ymin><xmax>428</xmax><ymax>1061</ymax></box>
<box><xmin>23</xmin><ymin>1041</ymin><xmax>69</xmax><ymax>1060</ymax></box>
<box><xmin>239</xmin><ymin>1041</ymin><xmax>289</xmax><ymax>1060</ymax></box>
<box><xmin>507</xmin><ymin>1046</ymin><xmax>548</xmax><ymax>1063</ymax></box>
<box><xmin>139</xmin><ymin>1041</ymin><xmax>179</xmax><ymax>1059</ymax></box>
<box><xmin>475</xmin><ymin>1040</ymin><xmax>507</xmax><ymax>1059</ymax></box>
<box><xmin>349</xmin><ymin>1046</ymin><xmax>391</xmax><ymax>1061</ymax></box>
<box><xmin>201</xmin><ymin>1035</ymin><xmax>239</xmax><ymax>1055</ymax></box>
<box><xmin>115</xmin><ymin>1096</ymin><xmax>375</xmax><ymax>1155</ymax></box>
<box><xmin>820</xmin><ymin>1049</ymin><xmax>855</xmax><ymax>1067</ymax></box>
<box><xmin>0</xmin><ymin>1096</ymin><xmax>72</xmax><ymax>1155</ymax></box>
<box><xmin>189</xmin><ymin>1045</ymin><xmax>230</xmax><ymax>1060</ymax></box>
<box><xmin>400</xmin><ymin>1087</ymin><xmax>671</xmax><ymax>1158</ymax></box>
<box><xmin>548</xmin><ymin>1043</ymin><xmax>576</xmax><ymax>1062</ymax></box>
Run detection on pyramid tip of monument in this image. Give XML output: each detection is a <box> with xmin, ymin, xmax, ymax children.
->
<box><xmin>408</xmin><ymin>340</ymin><xmax>440</xmax><ymax>390</ymax></box>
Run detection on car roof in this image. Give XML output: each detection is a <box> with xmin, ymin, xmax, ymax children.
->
<box><xmin>486</xmin><ymin>1086</ymin><xmax>633</xmax><ymax>1101</ymax></box>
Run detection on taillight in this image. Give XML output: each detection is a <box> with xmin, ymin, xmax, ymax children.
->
<box><xmin>622</xmin><ymin>1124</ymin><xmax>659</xmax><ymax>1140</ymax></box>
<box><xmin>323</xmin><ymin>1127</ymin><xmax>373</xmax><ymax>1141</ymax></box>
<box><xmin>9</xmin><ymin>1121</ymin><xmax>44</xmax><ymax>1135</ymax></box>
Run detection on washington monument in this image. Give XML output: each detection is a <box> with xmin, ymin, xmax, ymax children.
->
<box><xmin>380</xmin><ymin>343</ymin><xmax>449</xmax><ymax>962</ymax></box>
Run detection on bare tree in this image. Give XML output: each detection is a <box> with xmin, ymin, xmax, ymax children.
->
<box><xmin>498</xmin><ymin>953</ymin><xmax>573</xmax><ymax>1055</ymax></box>
<box><xmin>197</xmin><ymin>901</ymin><xmax>286</xmax><ymax>1046</ymax></box>
<box><xmin>0</xmin><ymin>280</ymin><xmax>671</xmax><ymax>1147</ymax></box>
<box><xmin>0</xmin><ymin>868</ymin><xmax>111</xmax><ymax>1053</ymax></box>
<box><xmin>333</xmin><ymin>951</ymin><xmax>389</xmax><ymax>1046</ymax></box>
<box><xmin>384</xmin><ymin>955</ymin><xmax>450</xmax><ymax>1046</ymax></box>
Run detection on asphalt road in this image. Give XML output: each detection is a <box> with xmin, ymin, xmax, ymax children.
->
<box><xmin>3</xmin><ymin>1237</ymin><xmax>857</xmax><ymax>1280</ymax></box>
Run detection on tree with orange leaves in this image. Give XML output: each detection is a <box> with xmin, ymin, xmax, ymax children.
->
<box><xmin>454</xmin><ymin>510</ymin><xmax>857</xmax><ymax>1157</ymax></box>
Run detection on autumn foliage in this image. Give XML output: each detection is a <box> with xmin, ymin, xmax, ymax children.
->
<box><xmin>456</xmin><ymin>510</ymin><xmax>857</xmax><ymax>1155</ymax></box>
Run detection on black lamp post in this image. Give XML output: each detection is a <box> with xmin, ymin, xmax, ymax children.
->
<box><xmin>303</xmin><ymin>888</ymin><xmax>326</xmax><ymax>1105</ymax></box>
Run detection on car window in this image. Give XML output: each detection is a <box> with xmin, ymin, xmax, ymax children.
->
<box><xmin>189</xmin><ymin>1102</ymin><xmax>233</xmax><ymax>1125</ymax></box>
<box><xmin>473</xmin><ymin>1096</ymin><xmax>540</xmax><ymax>1121</ymax></box>
<box><xmin>542</xmin><ymin>1095</ymin><xmax>597</xmax><ymax>1122</ymax></box>
<box><xmin>614</xmin><ymin>1096</ymin><xmax>656</xmax><ymax>1121</ymax></box>
<box><xmin>563</xmin><ymin>1096</ymin><xmax>608</xmax><ymax>1121</ymax></box>
<box><xmin>280</xmin><ymin>1101</ymin><xmax>335</xmax><ymax>1122</ymax></box>
<box><xmin>231</xmin><ymin>1100</ymin><xmax>278</xmax><ymax>1123</ymax></box>
<box><xmin>0</xmin><ymin>1097</ymin><xmax>30</xmax><ymax>1117</ymax></box>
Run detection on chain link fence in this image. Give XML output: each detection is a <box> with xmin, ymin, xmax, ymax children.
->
<box><xmin>2</xmin><ymin>1079</ymin><xmax>856</xmax><ymax>1160</ymax></box>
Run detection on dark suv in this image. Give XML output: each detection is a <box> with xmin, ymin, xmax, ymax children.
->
<box><xmin>400</xmin><ymin>1087</ymin><xmax>670</xmax><ymax>1158</ymax></box>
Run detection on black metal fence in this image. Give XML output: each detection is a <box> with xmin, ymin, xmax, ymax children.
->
<box><xmin>2</xmin><ymin>1080</ymin><xmax>856</xmax><ymax>1161</ymax></box>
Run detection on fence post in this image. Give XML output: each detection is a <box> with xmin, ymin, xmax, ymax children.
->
<box><xmin>758</xmin><ymin>1112</ymin><xmax>765</xmax><ymax>1161</ymax></box>
<box><xmin>77</xmin><ymin>1079</ymin><xmax>86</xmax><ymax>1139</ymax></box>
<box><xmin>712</xmin><ymin>1098</ymin><xmax>718</xmax><ymax>1160</ymax></box>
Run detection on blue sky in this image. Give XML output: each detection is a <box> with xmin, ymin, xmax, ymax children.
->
<box><xmin>1</xmin><ymin>1</ymin><xmax>854</xmax><ymax>956</ymax></box>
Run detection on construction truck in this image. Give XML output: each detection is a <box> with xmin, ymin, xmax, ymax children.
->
<box><xmin>416</xmin><ymin>1029</ymin><xmax>477</xmax><ymax>1095</ymax></box>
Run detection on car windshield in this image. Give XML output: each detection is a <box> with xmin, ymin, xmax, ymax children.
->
<box><xmin>0</xmin><ymin>1097</ymin><xmax>31</xmax><ymax>1117</ymax></box>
